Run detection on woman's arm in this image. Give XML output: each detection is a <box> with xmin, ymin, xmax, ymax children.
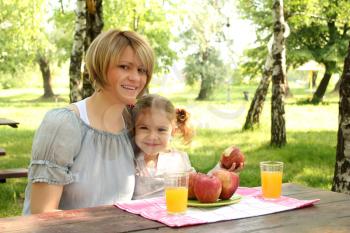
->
<box><xmin>30</xmin><ymin>183</ymin><xmax>63</xmax><ymax>214</ymax></box>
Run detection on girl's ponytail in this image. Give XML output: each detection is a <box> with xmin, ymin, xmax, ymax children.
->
<box><xmin>175</xmin><ymin>108</ymin><xmax>194</xmax><ymax>144</ymax></box>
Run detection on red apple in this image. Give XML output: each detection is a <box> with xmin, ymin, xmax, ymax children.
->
<box><xmin>188</xmin><ymin>172</ymin><xmax>198</xmax><ymax>200</ymax></box>
<box><xmin>194</xmin><ymin>173</ymin><xmax>222</xmax><ymax>203</ymax></box>
<box><xmin>220</xmin><ymin>145</ymin><xmax>245</xmax><ymax>170</ymax></box>
<box><xmin>212</xmin><ymin>170</ymin><xmax>239</xmax><ymax>200</ymax></box>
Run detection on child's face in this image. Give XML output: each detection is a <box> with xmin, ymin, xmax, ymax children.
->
<box><xmin>135</xmin><ymin>109</ymin><xmax>173</xmax><ymax>156</ymax></box>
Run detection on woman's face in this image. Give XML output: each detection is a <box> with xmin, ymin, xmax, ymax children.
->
<box><xmin>135</xmin><ymin>109</ymin><xmax>174</xmax><ymax>156</ymax></box>
<box><xmin>104</xmin><ymin>46</ymin><xmax>147</xmax><ymax>105</ymax></box>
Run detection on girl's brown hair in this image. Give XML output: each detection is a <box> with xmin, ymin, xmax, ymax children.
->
<box><xmin>132</xmin><ymin>94</ymin><xmax>194</xmax><ymax>144</ymax></box>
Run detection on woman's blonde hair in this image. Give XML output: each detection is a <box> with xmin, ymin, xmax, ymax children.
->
<box><xmin>85</xmin><ymin>29</ymin><xmax>154</xmax><ymax>96</ymax></box>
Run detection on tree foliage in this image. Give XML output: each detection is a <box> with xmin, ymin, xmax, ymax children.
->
<box><xmin>103</xmin><ymin>0</ymin><xmax>177</xmax><ymax>75</ymax></box>
<box><xmin>180</xmin><ymin>0</ymin><xmax>234</xmax><ymax>99</ymax></box>
<box><xmin>1</xmin><ymin>0</ymin><xmax>178</xmax><ymax>90</ymax></box>
<box><xmin>184</xmin><ymin>48</ymin><xmax>228</xmax><ymax>99</ymax></box>
<box><xmin>236</xmin><ymin>0</ymin><xmax>350</xmax><ymax>80</ymax></box>
<box><xmin>0</xmin><ymin>0</ymin><xmax>74</xmax><ymax>89</ymax></box>
<box><xmin>0</xmin><ymin>0</ymin><xmax>44</xmax><ymax>75</ymax></box>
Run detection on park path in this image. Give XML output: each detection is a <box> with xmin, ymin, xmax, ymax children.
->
<box><xmin>184</xmin><ymin>104</ymin><xmax>247</xmax><ymax>129</ymax></box>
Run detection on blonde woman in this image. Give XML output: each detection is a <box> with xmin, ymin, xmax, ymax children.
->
<box><xmin>23</xmin><ymin>29</ymin><xmax>154</xmax><ymax>215</ymax></box>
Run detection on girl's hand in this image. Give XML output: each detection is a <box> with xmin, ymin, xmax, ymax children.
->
<box><xmin>220</xmin><ymin>162</ymin><xmax>244</xmax><ymax>173</ymax></box>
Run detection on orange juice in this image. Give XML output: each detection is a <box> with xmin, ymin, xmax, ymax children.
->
<box><xmin>261</xmin><ymin>171</ymin><xmax>283</xmax><ymax>199</ymax></box>
<box><xmin>165</xmin><ymin>187</ymin><xmax>188</xmax><ymax>214</ymax></box>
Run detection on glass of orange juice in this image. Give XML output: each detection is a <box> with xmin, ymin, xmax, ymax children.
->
<box><xmin>164</xmin><ymin>172</ymin><xmax>189</xmax><ymax>215</ymax></box>
<box><xmin>260</xmin><ymin>161</ymin><xmax>283</xmax><ymax>199</ymax></box>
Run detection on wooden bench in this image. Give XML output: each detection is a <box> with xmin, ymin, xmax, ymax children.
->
<box><xmin>0</xmin><ymin>148</ymin><xmax>5</xmax><ymax>156</ymax></box>
<box><xmin>0</xmin><ymin>118</ymin><xmax>19</xmax><ymax>158</ymax></box>
<box><xmin>0</xmin><ymin>168</ymin><xmax>28</xmax><ymax>183</ymax></box>
<box><xmin>0</xmin><ymin>118</ymin><xmax>19</xmax><ymax>128</ymax></box>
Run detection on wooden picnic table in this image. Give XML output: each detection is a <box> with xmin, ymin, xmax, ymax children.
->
<box><xmin>0</xmin><ymin>118</ymin><xmax>19</xmax><ymax>128</ymax></box>
<box><xmin>0</xmin><ymin>183</ymin><xmax>349</xmax><ymax>233</ymax></box>
<box><xmin>0</xmin><ymin>118</ymin><xmax>19</xmax><ymax>156</ymax></box>
<box><xmin>0</xmin><ymin>118</ymin><xmax>26</xmax><ymax>182</ymax></box>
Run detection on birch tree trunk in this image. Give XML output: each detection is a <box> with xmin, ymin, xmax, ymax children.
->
<box><xmin>332</xmin><ymin>41</ymin><xmax>350</xmax><ymax>194</ymax></box>
<box><xmin>82</xmin><ymin>0</ymin><xmax>103</xmax><ymax>99</ymax></box>
<box><xmin>69</xmin><ymin>0</ymin><xmax>86</xmax><ymax>103</ymax></box>
<box><xmin>271</xmin><ymin>0</ymin><xmax>287</xmax><ymax>147</ymax></box>
<box><xmin>242</xmin><ymin>51</ymin><xmax>273</xmax><ymax>130</ymax></box>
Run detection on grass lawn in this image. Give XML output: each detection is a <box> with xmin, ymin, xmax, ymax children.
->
<box><xmin>0</xmin><ymin>84</ymin><xmax>339</xmax><ymax>217</ymax></box>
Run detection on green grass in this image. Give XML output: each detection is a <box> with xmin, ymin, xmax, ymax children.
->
<box><xmin>0</xmin><ymin>84</ymin><xmax>339</xmax><ymax>217</ymax></box>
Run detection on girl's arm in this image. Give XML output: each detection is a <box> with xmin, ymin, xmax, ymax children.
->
<box><xmin>30</xmin><ymin>183</ymin><xmax>63</xmax><ymax>214</ymax></box>
<box><xmin>207</xmin><ymin>162</ymin><xmax>244</xmax><ymax>175</ymax></box>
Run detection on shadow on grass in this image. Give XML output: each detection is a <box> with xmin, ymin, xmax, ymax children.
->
<box><xmin>0</xmin><ymin>94</ymin><xmax>69</xmax><ymax>108</ymax></box>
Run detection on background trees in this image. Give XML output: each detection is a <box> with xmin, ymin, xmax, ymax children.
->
<box><xmin>270</xmin><ymin>0</ymin><xmax>287</xmax><ymax>147</ymax></box>
<box><xmin>1</xmin><ymin>0</ymin><xmax>350</xmax><ymax>204</ymax></box>
<box><xmin>0</xmin><ymin>0</ymin><xmax>74</xmax><ymax>97</ymax></box>
<box><xmin>237</xmin><ymin>0</ymin><xmax>350</xmax><ymax>104</ymax></box>
<box><xmin>69</xmin><ymin>0</ymin><xmax>178</xmax><ymax>102</ymax></box>
<box><xmin>179</xmin><ymin>0</ymin><xmax>235</xmax><ymax>100</ymax></box>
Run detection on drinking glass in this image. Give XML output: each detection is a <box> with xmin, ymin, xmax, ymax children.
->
<box><xmin>260</xmin><ymin>161</ymin><xmax>283</xmax><ymax>199</ymax></box>
<box><xmin>164</xmin><ymin>172</ymin><xmax>189</xmax><ymax>214</ymax></box>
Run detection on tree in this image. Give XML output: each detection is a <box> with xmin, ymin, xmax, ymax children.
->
<box><xmin>82</xmin><ymin>0</ymin><xmax>103</xmax><ymax>99</ymax></box>
<box><xmin>243</xmin><ymin>38</ymin><xmax>273</xmax><ymax>130</ymax></box>
<box><xmin>332</xmin><ymin>40</ymin><xmax>350</xmax><ymax>194</ymax></box>
<box><xmin>270</xmin><ymin>0</ymin><xmax>287</xmax><ymax>147</ymax></box>
<box><xmin>184</xmin><ymin>48</ymin><xmax>229</xmax><ymax>100</ymax></box>
<box><xmin>69</xmin><ymin>0</ymin><xmax>86</xmax><ymax>103</ymax></box>
<box><xmin>0</xmin><ymin>1</ymin><xmax>75</xmax><ymax>97</ymax></box>
<box><xmin>37</xmin><ymin>54</ymin><xmax>54</xmax><ymax>98</ymax></box>
<box><xmin>0</xmin><ymin>1</ymin><xmax>35</xmax><ymax>75</ymax></box>
<box><xmin>237</xmin><ymin>0</ymin><xmax>350</xmax><ymax>105</ymax></box>
<box><xmin>0</xmin><ymin>0</ymin><xmax>45</xmax><ymax>90</ymax></box>
<box><xmin>181</xmin><ymin>0</ymin><xmax>234</xmax><ymax>100</ymax></box>
<box><xmin>68</xmin><ymin>0</ymin><xmax>177</xmax><ymax>101</ymax></box>
<box><xmin>309</xmin><ymin>1</ymin><xmax>349</xmax><ymax>103</ymax></box>
<box><xmin>104</xmin><ymin>0</ymin><xmax>177</xmax><ymax>75</ymax></box>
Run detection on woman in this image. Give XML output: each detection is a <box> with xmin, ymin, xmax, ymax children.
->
<box><xmin>22</xmin><ymin>29</ymin><xmax>154</xmax><ymax>215</ymax></box>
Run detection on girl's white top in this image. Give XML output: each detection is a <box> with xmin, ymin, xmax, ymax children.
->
<box><xmin>22</xmin><ymin>98</ymin><xmax>135</xmax><ymax>215</ymax></box>
<box><xmin>133</xmin><ymin>149</ymin><xmax>194</xmax><ymax>200</ymax></box>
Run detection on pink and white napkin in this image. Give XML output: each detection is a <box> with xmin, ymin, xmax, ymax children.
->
<box><xmin>115</xmin><ymin>187</ymin><xmax>319</xmax><ymax>228</ymax></box>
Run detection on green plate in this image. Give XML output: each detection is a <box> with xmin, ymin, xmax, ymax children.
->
<box><xmin>187</xmin><ymin>195</ymin><xmax>242</xmax><ymax>207</ymax></box>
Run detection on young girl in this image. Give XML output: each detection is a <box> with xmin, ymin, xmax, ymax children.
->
<box><xmin>131</xmin><ymin>94</ymin><xmax>194</xmax><ymax>199</ymax></box>
<box><xmin>131</xmin><ymin>94</ymin><xmax>244</xmax><ymax>200</ymax></box>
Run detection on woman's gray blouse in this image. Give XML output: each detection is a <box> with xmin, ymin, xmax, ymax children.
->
<box><xmin>22</xmin><ymin>108</ymin><xmax>135</xmax><ymax>215</ymax></box>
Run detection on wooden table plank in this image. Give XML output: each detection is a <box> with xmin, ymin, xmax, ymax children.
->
<box><xmin>0</xmin><ymin>183</ymin><xmax>349</xmax><ymax>233</ymax></box>
<box><xmin>0</xmin><ymin>118</ymin><xmax>19</xmax><ymax>128</ymax></box>
<box><xmin>0</xmin><ymin>205</ymin><xmax>164</xmax><ymax>233</ymax></box>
